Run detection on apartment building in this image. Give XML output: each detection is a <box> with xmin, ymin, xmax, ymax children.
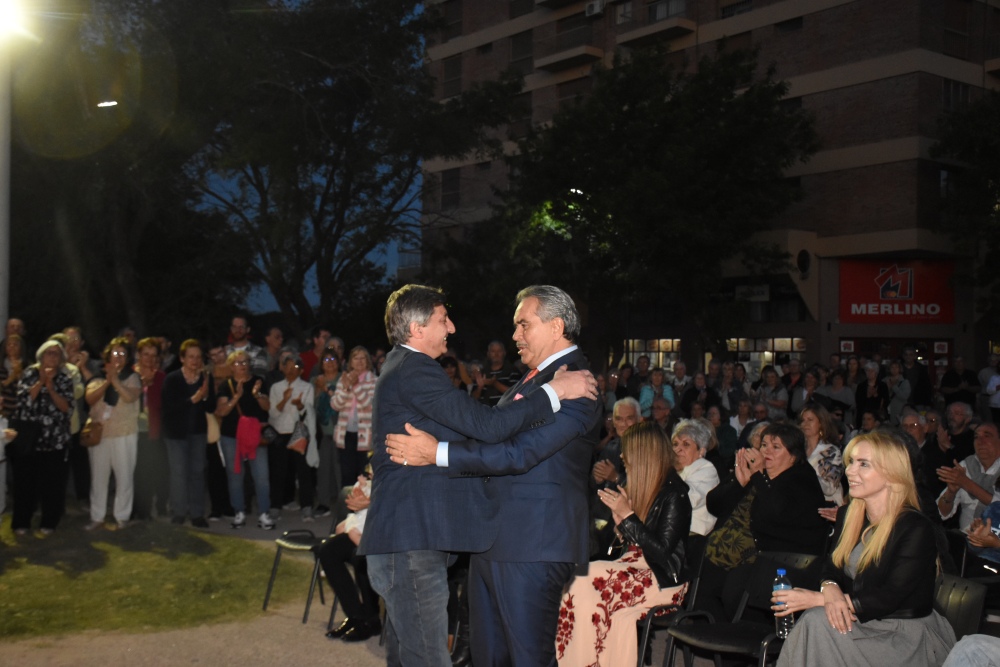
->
<box><xmin>421</xmin><ymin>0</ymin><xmax>1000</xmax><ymax>377</ymax></box>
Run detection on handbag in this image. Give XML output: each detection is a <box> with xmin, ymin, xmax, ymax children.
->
<box><xmin>80</xmin><ymin>417</ymin><xmax>104</xmax><ymax>448</ymax></box>
<box><xmin>287</xmin><ymin>418</ymin><xmax>309</xmax><ymax>454</ymax></box>
<box><xmin>260</xmin><ymin>424</ymin><xmax>279</xmax><ymax>447</ymax></box>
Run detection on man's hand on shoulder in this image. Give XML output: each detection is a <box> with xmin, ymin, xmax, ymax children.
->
<box><xmin>386</xmin><ymin>423</ymin><xmax>437</xmax><ymax>467</ymax></box>
<box><xmin>549</xmin><ymin>365</ymin><xmax>598</xmax><ymax>402</ymax></box>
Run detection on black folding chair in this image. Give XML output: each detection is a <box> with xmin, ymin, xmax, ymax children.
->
<box><xmin>665</xmin><ymin>552</ymin><xmax>822</xmax><ymax>667</ymax></box>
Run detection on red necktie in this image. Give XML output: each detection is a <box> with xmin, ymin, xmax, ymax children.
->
<box><xmin>514</xmin><ymin>368</ymin><xmax>539</xmax><ymax>401</ymax></box>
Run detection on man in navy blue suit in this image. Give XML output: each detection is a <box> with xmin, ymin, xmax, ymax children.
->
<box><xmin>387</xmin><ymin>285</ymin><xmax>602</xmax><ymax>667</ymax></box>
<box><xmin>359</xmin><ymin>284</ymin><xmax>597</xmax><ymax>666</ymax></box>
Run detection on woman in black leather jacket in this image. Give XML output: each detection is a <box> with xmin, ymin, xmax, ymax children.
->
<box><xmin>556</xmin><ymin>422</ymin><xmax>692</xmax><ymax>666</ymax></box>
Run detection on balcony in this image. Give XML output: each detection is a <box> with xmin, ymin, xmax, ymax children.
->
<box><xmin>616</xmin><ymin>0</ymin><xmax>696</xmax><ymax>48</ymax></box>
<box><xmin>535</xmin><ymin>0</ymin><xmax>577</xmax><ymax>7</ymax></box>
<box><xmin>534</xmin><ymin>24</ymin><xmax>604</xmax><ymax>72</ymax></box>
<box><xmin>987</xmin><ymin>35</ymin><xmax>1000</xmax><ymax>78</ymax></box>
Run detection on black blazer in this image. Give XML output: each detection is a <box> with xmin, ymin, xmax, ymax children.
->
<box><xmin>821</xmin><ymin>507</ymin><xmax>937</xmax><ymax>622</ymax></box>
<box><xmin>617</xmin><ymin>470</ymin><xmax>692</xmax><ymax>588</ymax></box>
<box><xmin>707</xmin><ymin>462</ymin><xmax>828</xmax><ymax>556</ymax></box>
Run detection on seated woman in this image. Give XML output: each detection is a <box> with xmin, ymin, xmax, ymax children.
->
<box><xmin>322</xmin><ymin>473</ymin><xmax>381</xmax><ymax>643</ymax></box>
<box><xmin>773</xmin><ymin>430</ymin><xmax>955</xmax><ymax>667</ymax></box>
<box><xmin>557</xmin><ymin>422</ymin><xmax>691</xmax><ymax>667</ymax></box>
<box><xmin>671</xmin><ymin>419</ymin><xmax>720</xmax><ymax>568</ymax></box>
<box><xmin>696</xmin><ymin>422</ymin><xmax>828</xmax><ymax>623</ymax></box>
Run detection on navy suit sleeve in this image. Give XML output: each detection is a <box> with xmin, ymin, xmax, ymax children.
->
<box><xmin>402</xmin><ymin>355</ymin><xmax>555</xmax><ymax>442</ymax></box>
<box><xmin>445</xmin><ymin>396</ymin><xmax>598</xmax><ymax>476</ymax></box>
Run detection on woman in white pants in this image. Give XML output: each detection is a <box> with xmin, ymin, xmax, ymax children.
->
<box><xmin>85</xmin><ymin>337</ymin><xmax>141</xmax><ymax>530</ymax></box>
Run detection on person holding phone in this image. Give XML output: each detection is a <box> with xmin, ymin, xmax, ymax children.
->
<box><xmin>161</xmin><ymin>339</ymin><xmax>214</xmax><ymax>527</ymax></box>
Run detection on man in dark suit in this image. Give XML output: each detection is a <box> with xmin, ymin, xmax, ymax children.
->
<box><xmin>359</xmin><ymin>284</ymin><xmax>596</xmax><ymax>666</ymax></box>
<box><xmin>387</xmin><ymin>285</ymin><xmax>601</xmax><ymax>666</ymax></box>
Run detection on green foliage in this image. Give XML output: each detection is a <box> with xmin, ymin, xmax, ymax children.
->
<box><xmin>931</xmin><ymin>90</ymin><xmax>1000</xmax><ymax>324</ymax></box>
<box><xmin>0</xmin><ymin>519</ymin><xmax>310</xmax><ymax>639</ymax></box>
<box><xmin>497</xmin><ymin>45</ymin><xmax>818</xmax><ymax>356</ymax></box>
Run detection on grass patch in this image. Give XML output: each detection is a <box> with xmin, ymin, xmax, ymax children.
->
<box><xmin>0</xmin><ymin>516</ymin><xmax>313</xmax><ymax>640</ymax></box>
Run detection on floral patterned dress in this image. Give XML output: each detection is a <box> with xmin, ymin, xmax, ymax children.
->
<box><xmin>556</xmin><ymin>547</ymin><xmax>687</xmax><ymax>667</ymax></box>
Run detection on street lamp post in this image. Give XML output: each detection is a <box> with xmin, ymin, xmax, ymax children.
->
<box><xmin>0</xmin><ymin>0</ymin><xmax>28</xmax><ymax>328</ymax></box>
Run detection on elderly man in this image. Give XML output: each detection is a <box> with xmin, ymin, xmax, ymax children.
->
<box><xmin>592</xmin><ymin>396</ymin><xmax>640</xmax><ymax>488</ymax></box>
<box><xmin>384</xmin><ymin>285</ymin><xmax>601</xmax><ymax>667</ymax></box>
<box><xmin>946</xmin><ymin>402</ymin><xmax>976</xmax><ymax>463</ymax></box>
<box><xmin>938</xmin><ymin>422</ymin><xmax>1000</xmax><ymax>531</ymax></box>
<box><xmin>359</xmin><ymin>284</ymin><xmax>596</xmax><ymax>666</ymax></box>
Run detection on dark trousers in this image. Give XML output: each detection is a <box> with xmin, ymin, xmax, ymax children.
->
<box><xmin>132</xmin><ymin>433</ymin><xmax>168</xmax><ymax>519</ymax></box>
<box><xmin>468</xmin><ymin>556</ymin><xmax>575</xmax><ymax>667</ymax></box>
<box><xmin>268</xmin><ymin>435</ymin><xmax>291</xmax><ymax>510</ymax></box>
<box><xmin>11</xmin><ymin>449</ymin><xmax>68</xmax><ymax>531</ymax></box>
<box><xmin>338</xmin><ymin>431</ymin><xmax>368</xmax><ymax>487</ymax></box>
<box><xmin>67</xmin><ymin>432</ymin><xmax>90</xmax><ymax>501</ymax></box>
<box><xmin>317</xmin><ymin>533</ymin><xmax>379</xmax><ymax>621</ymax></box>
<box><xmin>205</xmin><ymin>441</ymin><xmax>233</xmax><ymax>517</ymax></box>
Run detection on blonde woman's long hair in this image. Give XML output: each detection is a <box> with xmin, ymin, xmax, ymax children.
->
<box><xmin>621</xmin><ymin>422</ymin><xmax>675</xmax><ymax>522</ymax></box>
<box><xmin>831</xmin><ymin>431</ymin><xmax>920</xmax><ymax>573</ymax></box>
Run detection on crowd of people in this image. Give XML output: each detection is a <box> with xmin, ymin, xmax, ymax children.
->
<box><xmin>0</xmin><ymin>315</ymin><xmax>385</xmax><ymax>537</ymax></box>
<box><xmin>3</xmin><ymin>304</ymin><xmax>1000</xmax><ymax>666</ymax></box>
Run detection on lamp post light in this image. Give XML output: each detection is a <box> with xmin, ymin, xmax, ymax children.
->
<box><xmin>0</xmin><ymin>0</ymin><xmax>28</xmax><ymax>328</ymax></box>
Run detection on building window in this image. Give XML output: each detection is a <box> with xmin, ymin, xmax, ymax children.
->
<box><xmin>556</xmin><ymin>14</ymin><xmax>592</xmax><ymax>52</ymax></box>
<box><xmin>509</xmin><ymin>91</ymin><xmax>533</xmax><ymax>139</ymax></box>
<box><xmin>942</xmin><ymin>78</ymin><xmax>970</xmax><ymax>111</ymax></box>
<box><xmin>442</xmin><ymin>55</ymin><xmax>462</xmax><ymax>98</ymax></box>
<box><xmin>510</xmin><ymin>30</ymin><xmax>533</xmax><ymax>75</ymax></box>
<box><xmin>649</xmin><ymin>0</ymin><xmax>686</xmax><ymax>22</ymax></box>
<box><xmin>615</xmin><ymin>1</ymin><xmax>633</xmax><ymax>25</ymax></box>
<box><xmin>510</xmin><ymin>0</ymin><xmax>534</xmax><ymax>19</ymax></box>
<box><xmin>720</xmin><ymin>0</ymin><xmax>753</xmax><ymax>19</ymax></box>
<box><xmin>477</xmin><ymin>42</ymin><xmax>493</xmax><ymax>55</ymax></box>
<box><xmin>440</xmin><ymin>168</ymin><xmax>460</xmax><ymax>210</ymax></box>
<box><xmin>442</xmin><ymin>0</ymin><xmax>463</xmax><ymax>42</ymax></box>
<box><xmin>622</xmin><ymin>339</ymin><xmax>683</xmax><ymax>373</ymax></box>
<box><xmin>557</xmin><ymin>77</ymin><xmax>593</xmax><ymax>109</ymax></box>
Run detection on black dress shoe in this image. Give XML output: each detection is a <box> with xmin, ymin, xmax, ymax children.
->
<box><xmin>342</xmin><ymin>618</ymin><xmax>381</xmax><ymax>643</ymax></box>
<box><xmin>326</xmin><ymin>618</ymin><xmax>356</xmax><ymax>640</ymax></box>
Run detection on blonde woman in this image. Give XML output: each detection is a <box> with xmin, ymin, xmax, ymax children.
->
<box><xmin>773</xmin><ymin>431</ymin><xmax>955</xmax><ymax>666</ymax></box>
<box><xmin>557</xmin><ymin>422</ymin><xmax>691</xmax><ymax>667</ymax></box>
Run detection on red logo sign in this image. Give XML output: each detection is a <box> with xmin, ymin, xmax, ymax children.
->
<box><xmin>839</xmin><ymin>260</ymin><xmax>955</xmax><ymax>324</ymax></box>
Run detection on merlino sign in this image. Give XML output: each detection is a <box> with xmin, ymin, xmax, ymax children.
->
<box><xmin>839</xmin><ymin>260</ymin><xmax>954</xmax><ymax>324</ymax></box>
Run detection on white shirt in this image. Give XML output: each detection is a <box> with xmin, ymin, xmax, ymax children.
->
<box><xmin>677</xmin><ymin>457</ymin><xmax>719</xmax><ymax>536</ymax></box>
<box><xmin>435</xmin><ymin>346</ymin><xmax>576</xmax><ymax>467</ymax></box>
<box><xmin>938</xmin><ymin>457</ymin><xmax>1000</xmax><ymax>530</ymax></box>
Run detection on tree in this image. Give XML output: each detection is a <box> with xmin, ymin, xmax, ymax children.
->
<box><xmin>186</xmin><ymin>0</ymin><xmax>522</xmax><ymax>336</ymax></box>
<box><xmin>931</xmin><ymin>89</ymin><xmax>1000</xmax><ymax>326</ymax></box>
<box><xmin>10</xmin><ymin>0</ymin><xmax>253</xmax><ymax>344</ymax></box>
<box><xmin>498</xmin><ymin>46</ymin><xmax>818</xmax><ymax>362</ymax></box>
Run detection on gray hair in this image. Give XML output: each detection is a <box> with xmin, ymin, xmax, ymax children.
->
<box><xmin>671</xmin><ymin>418</ymin><xmax>713</xmax><ymax>452</ymax></box>
<box><xmin>949</xmin><ymin>402</ymin><xmax>973</xmax><ymax>418</ymax></box>
<box><xmin>613</xmin><ymin>397</ymin><xmax>641</xmax><ymax>418</ymax></box>
<box><xmin>748</xmin><ymin>420</ymin><xmax>770</xmax><ymax>445</ymax></box>
<box><xmin>863</xmin><ymin>360</ymin><xmax>880</xmax><ymax>373</ymax></box>
<box><xmin>384</xmin><ymin>284</ymin><xmax>446</xmax><ymax>346</ymax></box>
<box><xmin>515</xmin><ymin>285</ymin><xmax>581</xmax><ymax>342</ymax></box>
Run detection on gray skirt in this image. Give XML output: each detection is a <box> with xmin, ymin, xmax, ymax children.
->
<box><xmin>776</xmin><ymin>607</ymin><xmax>956</xmax><ymax>667</ymax></box>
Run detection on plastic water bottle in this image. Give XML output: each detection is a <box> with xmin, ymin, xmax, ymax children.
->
<box><xmin>773</xmin><ymin>568</ymin><xmax>794</xmax><ymax>639</ymax></box>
